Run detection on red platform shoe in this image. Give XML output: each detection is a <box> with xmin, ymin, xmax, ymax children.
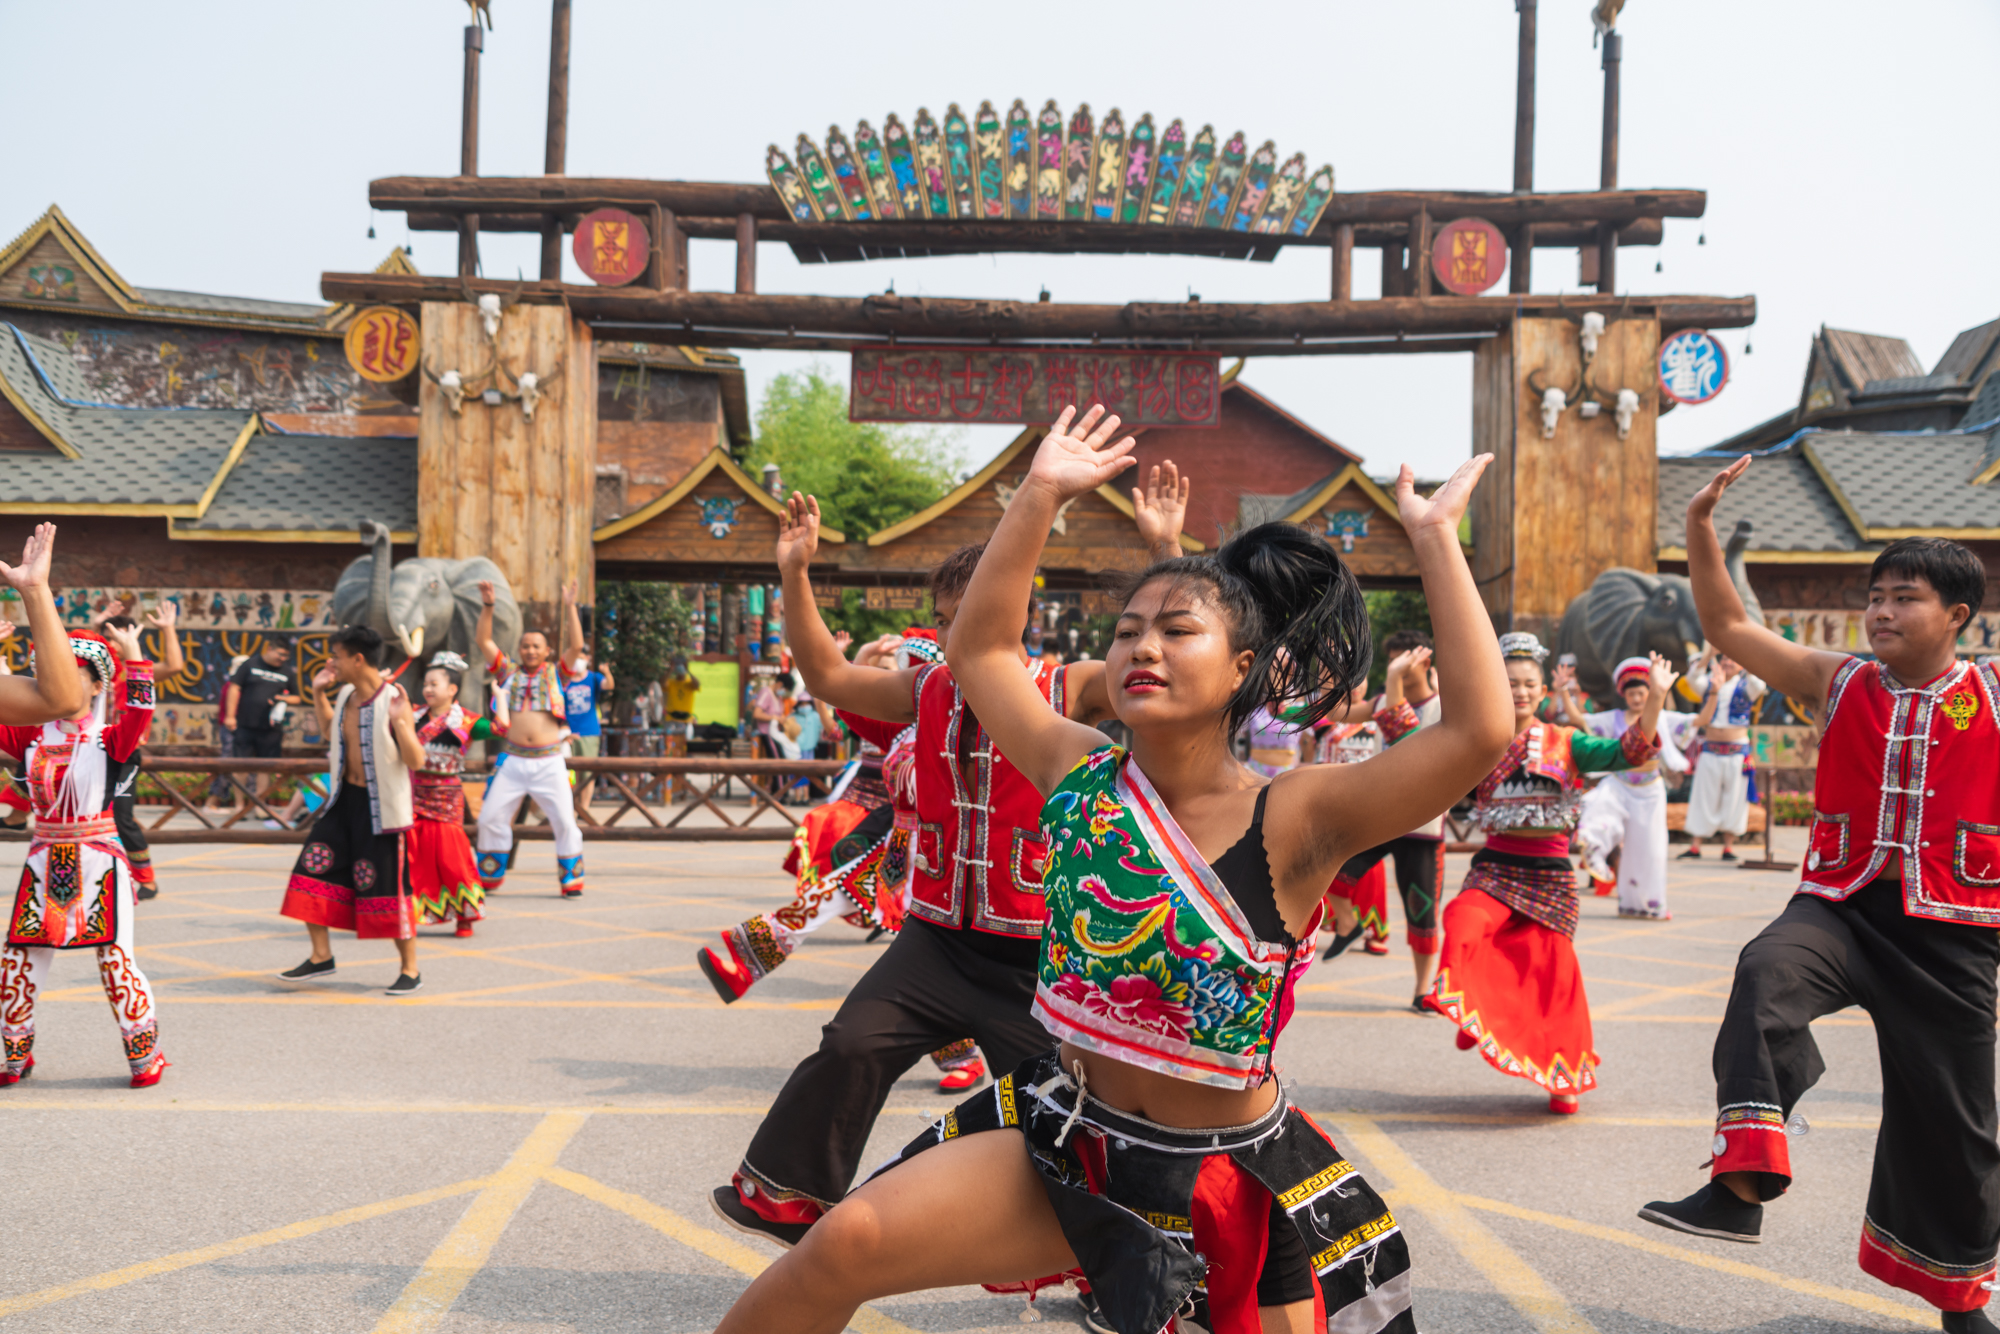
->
<box><xmin>130</xmin><ymin>1055</ymin><xmax>169</xmax><ymax>1089</ymax></box>
<box><xmin>937</xmin><ymin>1057</ymin><xmax>986</xmax><ymax>1093</ymax></box>
<box><xmin>455</xmin><ymin>919</ymin><xmax>475</xmax><ymax>937</ymax></box>
<box><xmin>1548</xmin><ymin>1092</ymin><xmax>1580</xmax><ymax>1115</ymax></box>
<box><xmin>0</xmin><ymin>1055</ymin><xmax>33</xmax><ymax>1086</ymax></box>
<box><xmin>697</xmin><ymin>942</ymin><xmax>752</xmax><ymax>1003</ymax></box>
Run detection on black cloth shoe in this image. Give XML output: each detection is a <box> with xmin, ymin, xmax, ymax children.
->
<box><xmin>1322</xmin><ymin>924</ymin><xmax>1365</xmax><ymax>961</ymax></box>
<box><xmin>1077</xmin><ymin>1289</ymin><xmax>1115</xmax><ymax>1334</ymax></box>
<box><xmin>1943</xmin><ymin>1308</ymin><xmax>2000</xmax><ymax>1333</ymax></box>
<box><xmin>1638</xmin><ymin>1182</ymin><xmax>1763</xmax><ymax>1243</ymax></box>
<box><xmin>1676</xmin><ymin>848</ymin><xmax>1703</xmax><ymax>860</ymax></box>
<box><xmin>1720</xmin><ymin>848</ymin><xmax>1738</xmax><ymax>861</ymax></box>
<box><xmin>709</xmin><ymin>1185</ymin><xmax>812</xmax><ymax>1248</ymax></box>
<box><xmin>136</xmin><ymin>883</ymin><xmax>159</xmax><ymax>902</ymax></box>
<box><xmin>384</xmin><ymin>973</ymin><xmax>423</xmax><ymax>996</ymax></box>
<box><xmin>276</xmin><ymin>956</ymin><xmax>336</xmax><ymax>981</ymax></box>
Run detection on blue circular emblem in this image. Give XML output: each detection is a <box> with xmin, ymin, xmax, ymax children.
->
<box><xmin>1657</xmin><ymin>329</ymin><xmax>1730</xmax><ymax>405</ymax></box>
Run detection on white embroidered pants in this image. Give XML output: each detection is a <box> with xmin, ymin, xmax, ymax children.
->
<box><xmin>476</xmin><ymin>754</ymin><xmax>584</xmax><ymax>889</ymax></box>
<box><xmin>1578</xmin><ymin>778</ymin><xmax>1671</xmax><ymax>919</ymax></box>
<box><xmin>0</xmin><ymin>868</ymin><xmax>157</xmax><ymax>1075</ymax></box>
<box><xmin>1685</xmin><ymin>753</ymin><xmax>1751</xmax><ymax>838</ymax></box>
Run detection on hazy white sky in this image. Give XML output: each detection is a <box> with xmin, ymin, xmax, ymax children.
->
<box><xmin>6</xmin><ymin>0</ymin><xmax>1996</xmax><ymax>479</ymax></box>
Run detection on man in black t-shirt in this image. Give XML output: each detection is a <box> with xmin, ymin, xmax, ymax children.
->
<box><xmin>223</xmin><ymin>641</ymin><xmax>300</xmax><ymax>814</ymax></box>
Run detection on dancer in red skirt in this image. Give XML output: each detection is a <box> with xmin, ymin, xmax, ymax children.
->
<box><xmin>408</xmin><ymin>652</ymin><xmax>490</xmax><ymax>937</ymax></box>
<box><xmin>1424</xmin><ymin>633</ymin><xmax>1672</xmax><ymax>1112</ymax></box>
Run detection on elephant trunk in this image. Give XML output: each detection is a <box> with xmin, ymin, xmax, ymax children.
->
<box><xmin>1724</xmin><ymin>520</ymin><xmax>1766</xmax><ymax>627</ymax></box>
<box><xmin>363</xmin><ymin>522</ymin><xmax>393</xmax><ymax>638</ymax></box>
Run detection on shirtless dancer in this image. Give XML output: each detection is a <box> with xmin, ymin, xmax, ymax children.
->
<box><xmin>474</xmin><ymin>581</ymin><xmax>586</xmax><ymax>897</ymax></box>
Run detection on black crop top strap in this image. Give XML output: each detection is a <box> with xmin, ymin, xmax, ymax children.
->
<box><xmin>1210</xmin><ymin>786</ymin><xmax>1288</xmax><ymax>946</ymax></box>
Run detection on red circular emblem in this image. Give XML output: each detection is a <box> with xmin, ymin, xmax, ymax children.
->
<box><xmin>1430</xmin><ymin>217</ymin><xmax>1509</xmax><ymax>296</ymax></box>
<box><xmin>571</xmin><ymin>208</ymin><xmax>651</xmax><ymax>287</ymax></box>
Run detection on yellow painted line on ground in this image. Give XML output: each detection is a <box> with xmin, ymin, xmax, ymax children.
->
<box><xmin>1590</xmin><ymin>977</ymin><xmax>1738</xmax><ymax>1016</ymax></box>
<box><xmin>543</xmin><ymin>1167</ymin><xmax>920</xmax><ymax>1334</ymax></box>
<box><xmin>1570</xmin><ymin>946</ymin><xmax>1734</xmax><ymax>972</ymax></box>
<box><xmin>0</xmin><ymin>1098</ymin><xmax>945</xmax><ymax>1117</ymax></box>
<box><xmin>370</xmin><ymin>1111</ymin><xmax>590</xmax><ymax>1334</ymax></box>
<box><xmin>1349</xmin><ymin>1109</ymin><xmax>1881</xmax><ymax>1131</ymax></box>
<box><xmin>1327</xmin><ymin>1114</ymin><xmax>1599</xmax><ymax>1334</ymax></box>
<box><xmin>1455</xmin><ymin>1192</ymin><xmax>1931</xmax><ymax>1326</ymax></box>
<box><xmin>40</xmin><ymin>993</ymin><xmax>843</xmax><ymax>1011</ymax></box>
<box><xmin>0</xmin><ymin>1177</ymin><xmax>487</xmax><ymax>1318</ymax></box>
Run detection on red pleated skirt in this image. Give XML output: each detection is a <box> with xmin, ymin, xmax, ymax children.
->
<box><xmin>1425</xmin><ymin>887</ymin><xmax>1598</xmax><ymax>1094</ymax></box>
<box><xmin>407</xmin><ymin>816</ymin><xmax>485</xmax><ymax>924</ymax></box>
<box><xmin>1327</xmin><ymin>860</ymin><xmax>1392</xmax><ymax>951</ymax></box>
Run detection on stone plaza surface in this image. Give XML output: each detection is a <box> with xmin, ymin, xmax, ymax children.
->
<box><xmin>5</xmin><ymin>825</ymin><xmax>1938</xmax><ymax>1333</ymax></box>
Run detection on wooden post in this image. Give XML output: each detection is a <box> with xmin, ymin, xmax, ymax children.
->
<box><xmin>1410</xmin><ymin>209</ymin><xmax>1432</xmax><ymax>298</ymax></box>
<box><xmin>1381</xmin><ymin>242</ymin><xmax>1405</xmax><ymax>298</ymax></box>
<box><xmin>735</xmin><ymin>213</ymin><xmax>758</xmax><ymax>294</ymax></box>
<box><xmin>1513</xmin><ymin>0</ymin><xmax>1537</xmax><ymax>194</ymax></box>
<box><xmin>1597</xmin><ymin>29</ymin><xmax>1622</xmax><ymax>294</ymax></box>
<box><xmin>458</xmin><ymin>24</ymin><xmax>484</xmax><ymax>279</ymax></box>
<box><xmin>1511</xmin><ymin>224</ymin><xmax>1534</xmax><ymax>294</ymax></box>
<box><xmin>1497</xmin><ymin>315</ymin><xmax>1660</xmax><ymax>640</ymax></box>
<box><xmin>1330</xmin><ymin>223</ymin><xmax>1353</xmax><ymax>301</ymax></box>
<box><xmin>538</xmin><ymin>0</ymin><xmax>572</xmax><ymax>282</ymax></box>
<box><xmin>417</xmin><ymin>301</ymin><xmax>597</xmax><ymax>623</ymax></box>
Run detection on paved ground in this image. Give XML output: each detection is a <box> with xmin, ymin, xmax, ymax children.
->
<box><xmin>1</xmin><ymin>824</ymin><xmax>1942</xmax><ymax>1334</ymax></box>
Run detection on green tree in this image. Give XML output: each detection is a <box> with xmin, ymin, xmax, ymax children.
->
<box><xmin>743</xmin><ymin>367</ymin><xmax>965</xmax><ymax>642</ymax></box>
<box><xmin>1362</xmin><ymin>589</ymin><xmax>1433</xmax><ymax>694</ymax></box>
<box><xmin>597</xmin><ymin>581</ymin><xmax>690</xmax><ymax>715</ymax></box>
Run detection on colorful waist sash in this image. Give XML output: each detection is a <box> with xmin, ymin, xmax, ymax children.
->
<box><xmin>1464</xmin><ymin>848</ymin><xmax>1580</xmax><ymax>936</ymax></box>
<box><xmin>504</xmin><ymin>740</ymin><xmax>567</xmax><ymax>760</ymax></box>
<box><xmin>33</xmin><ymin>815</ymin><xmax>120</xmax><ymax>844</ymax></box>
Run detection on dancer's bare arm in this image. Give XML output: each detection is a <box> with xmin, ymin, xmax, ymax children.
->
<box><xmin>0</xmin><ymin>524</ymin><xmax>83</xmax><ymax>723</ymax></box>
<box><xmin>1265</xmin><ymin>459</ymin><xmax>1514</xmax><ymax>903</ymax></box>
<box><xmin>1688</xmin><ymin>457</ymin><xmax>1843</xmax><ymax>705</ymax></box>
<box><xmin>475</xmin><ymin>581</ymin><xmax>503</xmax><ymax>666</ymax></box>
<box><xmin>776</xmin><ymin>494</ymin><xmax>918</xmax><ymax>723</ymax></box>
<box><xmin>559</xmin><ymin>580</ymin><xmax>584</xmax><ymax>665</ymax></box>
<box><xmin>310</xmin><ymin>665</ymin><xmax>337</xmax><ymax>734</ymax></box>
<box><xmin>947</xmin><ymin>407</ymin><xmax>1139</xmax><ymax>795</ymax></box>
<box><xmin>386</xmin><ymin>684</ymin><xmax>426</xmax><ymax>771</ymax></box>
<box><xmin>145</xmin><ymin>598</ymin><xmax>187</xmax><ymax>678</ymax></box>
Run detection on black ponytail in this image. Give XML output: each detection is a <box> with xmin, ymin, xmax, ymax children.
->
<box><xmin>1119</xmin><ymin>521</ymin><xmax>1371</xmax><ymax>732</ymax></box>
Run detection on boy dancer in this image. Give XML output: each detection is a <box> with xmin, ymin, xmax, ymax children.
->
<box><xmin>710</xmin><ymin>464</ymin><xmax>1186</xmax><ymax>1246</ymax></box>
<box><xmin>277</xmin><ymin>626</ymin><xmax>428</xmax><ymax>994</ymax></box>
<box><xmin>1639</xmin><ymin>456</ymin><xmax>2000</xmax><ymax>1333</ymax></box>
<box><xmin>474</xmin><ymin>580</ymin><xmax>586</xmax><ymax>898</ymax></box>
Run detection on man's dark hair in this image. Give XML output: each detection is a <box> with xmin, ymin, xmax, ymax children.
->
<box><xmin>929</xmin><ymin>544</ymin><xmax>986</xmax><ymax>603</ymax></box>
<box><xmin>330</xmin><ymin>624</ymin><xmax>385</xmax><ymax>666</ymax></box>
<box><xmin>1383</xmin><ymin>628</ymin><xmax>1433</xmax><ymax>662</ymax></box>
<box><xmin>928</xmin><ymin>543</ymin><xmax>1035</xmax><ymax>616</ymax></box>
<box><xmin>519</xmin><ymin>627</ymin><xmax>551</xmax><ymax>644</ymax></box>
<box><xmin>1871</xmin><ymin>538</ymin><xmax>1986</xmax><ymax>626</ymax></box>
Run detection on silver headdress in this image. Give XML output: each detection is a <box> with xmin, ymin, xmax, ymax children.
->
<box><xmin>428</xmin><ymin>650</ymin><xmax>471</xmax><ymax>675</ymax></box>
<box><xmin>1497</xmin><ymin>632</ymin><xmax>1548</xmax><ymax>663</ymax></box>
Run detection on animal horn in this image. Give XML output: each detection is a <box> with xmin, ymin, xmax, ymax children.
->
<box><xmin>1526</xmin><ymin>367</ymin><xmax>1550</xmax><ymax>396</ymax></box>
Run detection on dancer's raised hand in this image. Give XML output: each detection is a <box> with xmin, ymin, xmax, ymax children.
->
<box><xmin>776</xmin><ymin>493</ymin><xmax>821</xmax><ymax>575</ymax></box>
<box><xmin>1026</xmin><ymin>405</ymin><xmax>1137</xmax><ymax>502</ymax></box>
<box><xmin>103</xmin><ymin>620</ymin><xmax>143</xmax><ymax>660</ymax></box>
<box><xmin>1394</xmin><ymin>456</ymin><xmax>1491</xmax><ymax>540</ymax></box>
<box><xmin>477</xmin><ymin>579</ymin><xmax>496</xmax><ymax>607</ymax></box>
<box><xmin>1687</xmin><ymin>455</ymin><xmax>1751</xmax><ymax>526</ymax></box>
<box><xmin>0</xmin><ymin>523</ymin><xmax>57</xmax><ymax>594</ymax></box>
<box><xmin>1132</xmin><ymin>459</ymin><xmax>1189</xmax><ymax>556</ymax></box>
<box><xmin>144</xmin><ymin>598</ymin><xmax>179</xmax><ymax>631</ymax></box>
<box><xmin>1646</xmin><ymin>651</ymin><xmax>1679</xmax><ymax>697</ymax></box>
<box><xmin>1551</xmin><ymin>659</ymin><xmax>1577</xmax><ymax>693</ymax></box>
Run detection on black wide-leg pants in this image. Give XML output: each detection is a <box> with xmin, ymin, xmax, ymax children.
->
<box><xmin>739</xmin><ymin>918</ymin><xmax>1054</xmax><ymax>1209</ymax></box>
<box><xmin>1711</xmin><ymin>880</ymin><xmax>2000</xmax><ymax>1309</ymax></box>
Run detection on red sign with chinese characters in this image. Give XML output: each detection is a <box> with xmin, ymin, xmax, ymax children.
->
<box><xmin>572</xmin><ymin>207</ymin><xmax>651</xmax><ymax>286</ymax></box>
<box><xmin>849</xmin><ymin>348</ymin><xmax>1221</xmax><ymax>427</ymax></box>
<box><xmin>342</xmin><ymin>306</ymin><xmax>420</xmax><ymax>382</ymax></box>
<box><xmin>1429</xmin><ymin>217</ymin><xmax>1509</xmax><ymax>296</ymax></box>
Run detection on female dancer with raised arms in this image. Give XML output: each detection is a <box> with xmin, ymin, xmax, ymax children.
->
<box><xmin>713</xmin><ymin>407</ymin><xmax>1513</xmax><ymax>1334</ymax></box>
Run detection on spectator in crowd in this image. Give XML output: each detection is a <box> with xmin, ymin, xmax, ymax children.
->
<box><xmin>562</xmin><ymin>643</ymin><xmax>612</xmax><ymax>810</ymax></box>
<box><xmin>221</xmin><ymin>640</ymin><xmax>301</xmax><ymax>814</ymax></box>
<box><xmin>663</xmin><ymin>655</ymin><xmax>701</xmax><ymax>729</ymax></box>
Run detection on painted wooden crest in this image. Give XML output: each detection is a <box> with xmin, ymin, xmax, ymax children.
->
<box><xmin>766</xmin><ymin>104</ymin><xmax>1335</xmax><ymax>239</ymax></box>
<box><xmin>1430</xmin><ymin>217</ymin><xmax>1508</xmax><ymax>295</ymax></box>
<box><xmin>1658</xmin><ymin>329</ymin><xmax>1729</xmax><ymax>405</ymax></box>
<box><xmin>344</xmin><ymin>306</ymin><xmax>420</xmax><ymax>382</ymax></box>
<box><xmin>572</xmin><ymin>207</ymin><xmax>650</xmax><ymax>286</ymax></box>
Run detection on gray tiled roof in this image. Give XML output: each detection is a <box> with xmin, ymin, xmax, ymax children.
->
<box><xmin>1657</xmin><ymin>453</ymin><xmax>1863</xmax><ymax>553</ymax></box>
<box><xmin>1238</xmin><ymin>472</ymin><xmax>1337</xmax><ymax>529</ymax></box>
<box><xmin>131</xmin><ymin>286</ymin><xmax>328</xmax><ymax>322</ymax></box>
<box><xmin>0</xmin><ymin>325</ymin><xmax>251</xmax><ymax>506</ymax></box>
<box><xmin>1809</xmin><ymin>431</ymin><xmax>2000</xmax><ymax>530</ymax></box>
<box><xmin>1964</xmin><ymin>373</ymin><xmax>2000</xmax><ymax>430</ymax></box>
<box><xmin>176</xmin><ymin>433</ymin><xmax>417</xmax><ymax>534</ymax></box>
<box><xmin>1854</xmin><ymin>373</ymin><xmax>1963</xmax><ymax>399</ymax></box>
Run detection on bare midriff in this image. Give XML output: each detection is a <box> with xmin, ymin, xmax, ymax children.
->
<box><xmin>1058</xmin><ymin>1040</ymin><xmax>1281</xmax><ymax>1130</ymax></box>
<box><xmin>506</xmin><ymin>707</ymin><xmax>567</xmax><ymax>749</ymax></box>
<box><xmin>1705</xmin><ymin>723</ymin><xmax>1750</xmax><ymax>744</ymax></box>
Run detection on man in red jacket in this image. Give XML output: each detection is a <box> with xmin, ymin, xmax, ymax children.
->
<box><xmin>1641</xmin><ymin>456</ymin><xmax>2000</xmax><ymax>1334</ymax></box>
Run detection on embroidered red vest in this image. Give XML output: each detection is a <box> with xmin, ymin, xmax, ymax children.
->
<box><xmin>908</xmin><ymin>659</ymin><xmax>1065</xmax><ymax>939</ymax></box>
<box><xmin>1801</xmin><ymin>657</ymin><xmax>2000</xmax><ymax>926</ymax></box>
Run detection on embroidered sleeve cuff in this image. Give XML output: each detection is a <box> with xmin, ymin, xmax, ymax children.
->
<box><xmin>1375</xmin><ymin>700</ymin><xmax>1422</xmax><ymax>742</ymax></box>
<box><xmin>1620</xmin><ymin>724</ymin><xmax>1661</xmax><ymax>768</ymax></box>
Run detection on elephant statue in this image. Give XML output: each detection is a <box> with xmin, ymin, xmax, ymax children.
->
<box><xmin>1556</xmin><ymin>520</ymin><xmax>1763</xmax><ymax>706</ymax></box>
<box><xmin>330</xmin><ymin>522</ymin><xmax>522</xmax><ymax>711</ymax></box>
